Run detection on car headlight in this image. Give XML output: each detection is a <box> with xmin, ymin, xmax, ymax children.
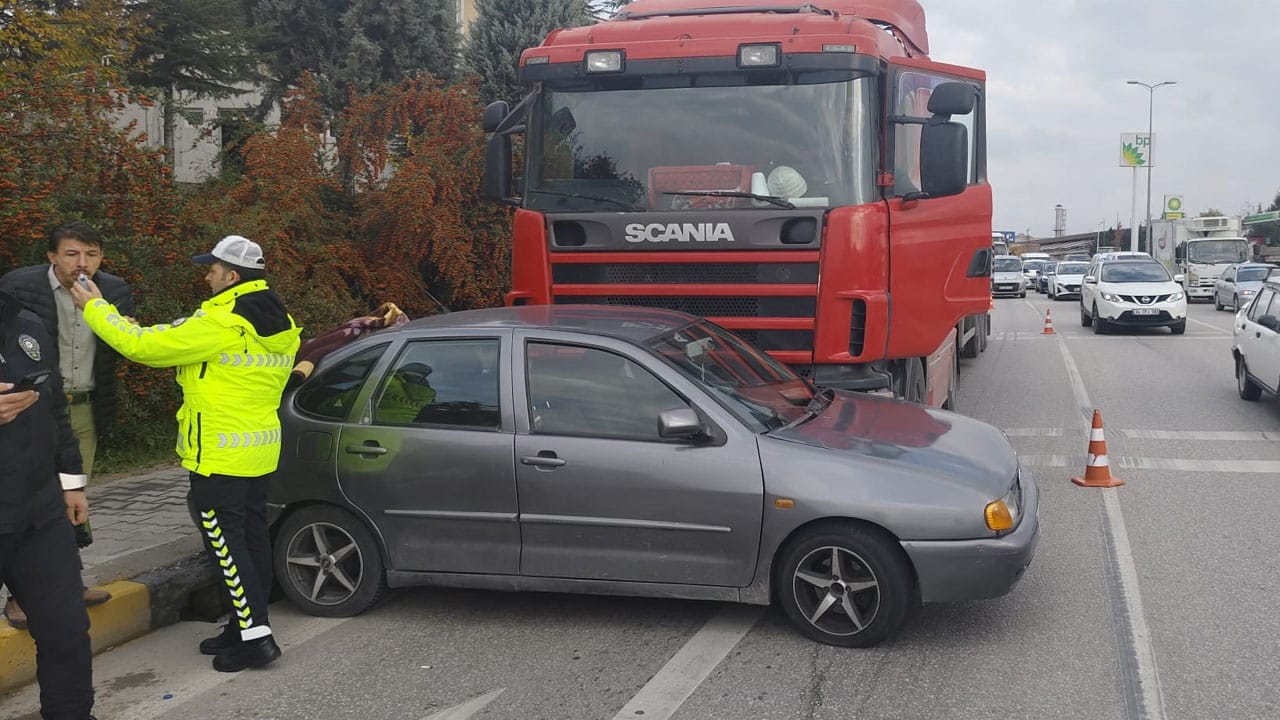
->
<box><xmin>1241</xmin><ymin>289</ymin><xmax>1256</xmax><ymax>296</ymax></box>
<box><xmin>985</xmin><ymin>485</ymin><xmax>1020</xmax><ymax>532</ymax></box>
<box><xmin>1100</xmin><ymin>292</ymin><xmax>1119</xmax><ymax>302</ymax></box>
<box><xmin>1169</xmin><ymin>292</ymin><xmax>1184</xmax><ymax>301</ymax></box>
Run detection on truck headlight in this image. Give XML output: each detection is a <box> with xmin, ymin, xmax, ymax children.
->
<box><xmin>1188</xmin><ymin>271</ymin><xmax>1199</xmax><ymax>284</ymax></box>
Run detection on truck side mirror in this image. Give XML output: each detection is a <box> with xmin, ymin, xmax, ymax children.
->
<box><xmin>1174</xmin><ymin>245</ymin><xmax>1185</xmax><ymax>261</ymax></box>
<box><xmin>919</xmin><ymin>121</ymin><xmax>967</xmax><ymax>199</ymax></box>
<box><xmin>482</xmin><ymin>134</ymin><xmax>513</xmax><ymax>203</ymax></box>
<box><xmin>481</xmin><ymin>100</ymin><xmax>510</xmax><ymax>133</ymax></box>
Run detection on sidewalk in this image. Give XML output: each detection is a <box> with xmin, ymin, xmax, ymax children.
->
<box><xmin>0</xmin><ymin>465</ymin><xmax>219</xmax><ymax>692</ymax></box>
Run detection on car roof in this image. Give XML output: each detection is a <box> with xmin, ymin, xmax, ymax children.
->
<box><xmin>391</xmin><ymin>304</ymin><xmax>698</xmax><ymax>343</ymax></box>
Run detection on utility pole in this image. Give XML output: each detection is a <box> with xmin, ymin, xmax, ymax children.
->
<box><xmin>1127</xmin><ymin>79</ymin><xmax>1177</xmax><ymax>252</ymax></box>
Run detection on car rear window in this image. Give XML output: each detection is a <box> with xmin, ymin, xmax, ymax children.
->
<box><xmin>1057</xmin><ymin>263</ymin><xmax>1088</xmax><ymax>274</ymax></box>
<box><xmin>1100</xmin><ymin>263</ymin><xmax>1170</xmax><ymax>283</ymax></box>
<box><xmin>1237</xmin><ymin>267</ymin><xmax>1271</xmax><ymax>283</ymax></box>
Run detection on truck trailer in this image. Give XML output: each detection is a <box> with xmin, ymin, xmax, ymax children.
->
<box><xmin>480</xmin><ymin>0</ymin><xmax>993</xmax><ymax>408</ymax></box>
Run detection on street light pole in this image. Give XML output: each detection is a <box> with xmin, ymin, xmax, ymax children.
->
<box><xmin>1127</xmin><ymin>79</ymin><xmax>1177</xmax><ymax>253</ymax></box>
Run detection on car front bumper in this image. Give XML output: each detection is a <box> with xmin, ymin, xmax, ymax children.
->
<box><xmin>900</xmin><ymin>469</ymin><xmax>1041</xmax><ymax>603</ymax></box>
<box><xmin>1098</xmin><ymin>299</ymin><xmax>1187</xmax><ymax>326</ymax></box>
<box><xmin>992</xmin><ymin>282</ymin><xmax>1025</xmax><ymax>297</ymax></box>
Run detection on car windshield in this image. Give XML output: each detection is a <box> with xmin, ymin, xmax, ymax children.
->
<box><xmin>1100</xmin><ymin>262</ymin><xmax>1171</xmax><ymax>283</ymax></box>
<box><xmin>1237</xmin><ymin>267</ymin><xmax>1271</xmax><ymax>282</ymax></box>
<box><xmin>1057</xmin><ymin>263</ymin><xmax>1089</xmax><ymax>274</ymax></box>
<box><xmin>527</xmin><ymin>73</ymin><xmax>875</xmax><ymax>212</ymax></box>
<box><xmin>993</xmin><ymin>258</ymin><xmax>1022</xmax><ymax>272</ymax></box>
<box><xmin>646</xmin><ymin>321</ymin><xmax>813</xmax><ymax>430</ymax></box>
<box><xmin>1043</xmin><ymin>262</ymin><xmax>1058</xmax><ymax>272</ymax></box>
<box><xmin>1187</xmin><ymin>240</ymin><xmax>1249</xmax><ymax>264</ymax></box>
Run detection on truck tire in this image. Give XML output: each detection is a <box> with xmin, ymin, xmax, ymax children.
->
<box><xmin>896</xmin><ymin>358</ymin><xmax>926</xmax><ymax>405</ymax></box>
<box><xmin>960</xmin><ymin>321</ymin><xmax>979</xmax><ymax>359</ymax></box>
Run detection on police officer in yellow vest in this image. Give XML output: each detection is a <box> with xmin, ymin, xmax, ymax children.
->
<box><xmin>71</xmin><ymin>235</ymin><xmax>301</xmax><ymax>673</ymax></box>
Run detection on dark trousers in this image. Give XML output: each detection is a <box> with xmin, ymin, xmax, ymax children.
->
<box><xmin>187</xmin><ymin>472</ymin><xmax>273</xmax><ymax>640</ymax></box>
<box><xmin>0</xmin><ymin>518</ymin><xmax>93</xmax><ymax>719</ymax></box>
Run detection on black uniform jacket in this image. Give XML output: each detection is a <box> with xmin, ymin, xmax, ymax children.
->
<box><xmin>0</xmin><ymin>264</ymin><xmax>134</xmax><ymax>437</ymax></box>
<box><xmin>0</xmin><ymin>289</ymin><xmax>82</xmax><ymax>533</ymax></box>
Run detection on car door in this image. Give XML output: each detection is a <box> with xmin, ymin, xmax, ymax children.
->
<box><xmin>1243</xmin><ymin>289</ymin><xmax>1280</xmax><ymax>391</ymax></box>
<box><xmin>336</xmin><ymin>331</ymin><xmax>520</xmax><ymax>574</ymax></box>
<box><xmin>1081</xmin><ymin>261</ymin><xmax>1099</xmax><ymax>310</ymax></box>
<box><xmin>1218</xmin><ymin>266</ymin><xmax>1235</xmax><ymax>307</ymax></box>
<box><xmin>512</xmin><ymin>332</ymin><xmax>764</xmax><ymax>587</ymax></box>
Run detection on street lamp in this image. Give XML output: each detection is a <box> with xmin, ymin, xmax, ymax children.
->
<box><xmin>1127</xmin><ymin>79</ymin><xmax>1177</xmax><ymax>253</ymax></box>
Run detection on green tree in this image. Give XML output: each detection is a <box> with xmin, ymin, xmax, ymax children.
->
<box><xmin>1199</xmin><ymin>208</ymin><xmax>1225</xmax><ymax>217</ymax></box>
<box><xmin>252</xmin><ymin>0</ymin><xmax>459</xmax><ymax>117</ymax></box>
<box><xmin>463</xmin><ymin>0</ymin><xmax>591</xmax><ymax>107</ymax></box>
<box><xmin>126</xmin><ymin>0</ymin><xmax>263</xmax><ymax>171</ymax></box>
<box><xmin>1267</xmin><ymin>191</ymin><xmax>1280</xmax><ymax>213</ymax></box>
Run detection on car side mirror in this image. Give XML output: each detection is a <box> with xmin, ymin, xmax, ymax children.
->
<box><xmin>1173</xmin><ymin>274</ymin><xmax>1185</xmax><ymax>283</ymax></box>
<box><xmin>658</xmin><ymin>408</ymin><xmax>706</xmax><ymax>441</ymax></box>
<box><xmin>1259</xmin><ymin>315</ymin><xmax>1280</xmax><ymax>332</ymax></box>
<box><xmin>1084</xmin><ymin>276</ymin><xmax>1097</xmax><ymax>283</ymax></box>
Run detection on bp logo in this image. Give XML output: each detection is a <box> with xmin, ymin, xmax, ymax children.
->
<box><xmin>1166</xmin><ymin>196</ymin><xmax>1182</xmax><ymax>212</ymax></box>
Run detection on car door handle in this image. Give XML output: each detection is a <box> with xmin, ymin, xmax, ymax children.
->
<box><xmin>345</xmin><ymin>443</ymin><xmax>388</xmax><ymax>456</ymax></box>
<box><xmin>521</xmin><ymin>454</ymin><xmax>566</xmax><ymax>468</ymax></box>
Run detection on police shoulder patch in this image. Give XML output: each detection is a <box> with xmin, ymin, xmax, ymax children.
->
<box><xmin>17</xmin><ymin>334</ymin><xmax>40</xmax><ymax>362</ymax></box>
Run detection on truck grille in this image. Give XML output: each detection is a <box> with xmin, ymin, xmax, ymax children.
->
<box><xmin>553</xmin><ymin>262</ymin><xmax>818</xmax><ymax>285</ymax></box>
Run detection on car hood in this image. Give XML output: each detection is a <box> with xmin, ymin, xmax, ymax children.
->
<box><xmin>1055</xmin><ymin>273</ymin><xmax>1085</xmax><ymax>282</ymax></box>
<box><xmin>768</xmin><ymin>391</ymin><xmax>1017</xmax><ymax>498</ymax></box>
<box><xmin>1098</xmin><ymin>281</ymin><xmax>1181</xmax><ymax>295</ymax></box>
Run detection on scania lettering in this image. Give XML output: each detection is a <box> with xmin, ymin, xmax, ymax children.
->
<box><xmin>481</xmin><ymin>0</ymin><xmax>992</xmax><ymax>408</ymax></box>
<box><xmin>625</xmin><ymin>223</ymin><xmax>737</xmax><ymax>243</ymax></box>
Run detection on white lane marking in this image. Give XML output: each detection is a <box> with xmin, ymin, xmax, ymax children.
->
<box><xmin>1003</xmin><ymin>427</ymin><xmax>1069</xmax><ymax>437</ymax></box>
<box><xmin>995</xmin><ymin>332</ymin><xmax>1223</xmax><ymax>340</ymax></box>
<box><xmin>1118</xmin><ymin>429</ymin><xmax>1280</xmax><ymax>442</ymax></box>
<box><xmin>422</xmin><ymin>688</ymin><xmax>506</xmax><ymax>720</ymax></box>
<box><xmin>610</xmin><ymin>605</ymin><xmax>761</xmax><ymax>720</ymax></box>
<box><xmin>1019</xmin><ymin>455</ymin><xmax>1280</xmax><ymax>473</ymax></box>
<box><xmin>1186</xmin><ymin>315</ymin><xmax>1231</xmax><ymax>334</ymax></box>
<box><xmin>1056</xmin><ymin>338</ymin><xmax>1167</xmax><ymax>720</ymax></box>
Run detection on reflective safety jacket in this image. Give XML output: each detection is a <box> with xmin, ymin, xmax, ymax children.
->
<box><xmin>83</xmin><ymin>280</ymin><xmax>301</xmax><ymax>478</ymax></box>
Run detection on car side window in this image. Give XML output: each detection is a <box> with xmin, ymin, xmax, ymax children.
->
<box><xmin>294</xmin><ymin>344</ymin><xmax>388</xmax><ymax>421</ymax></box>
<box><xmin>525</xmin><ymin>342</ymin><xmax>689</xmax><ymax>441</ymax></box>
<box><xmin>373</xmin><ymin>339</ymin><xmax>502</xmax><ymax>430</ymax></box>
<box><xmin>1248</xmin><ymin>288</ymin><xmax>1276</xmax><ymax>321</ymax></box>
<box><xmin>1223</xmin><ymin>268</ymin><xmax>1235</xmax><ymax>283</ymax></box>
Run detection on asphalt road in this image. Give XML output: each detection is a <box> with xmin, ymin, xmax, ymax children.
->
<box><xmin>4</xmin><ymin>294</ymin><xmax>1278</xmax><ymax>720</ymax></box>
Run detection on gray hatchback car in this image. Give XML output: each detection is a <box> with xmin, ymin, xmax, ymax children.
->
<box><xmin>269</xmin><ymin>306</ymin><xmax>1039</xmax><ymax>647</ymax></box>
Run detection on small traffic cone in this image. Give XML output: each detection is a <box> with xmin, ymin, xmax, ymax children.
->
<box><xmin>1042</xmin><ymin>308</ymin><xmax>1055</xmax><ymax>334</ymax></box>
<box><xmin>1072</xmin><ymin>410</ymin><xmax>1124</xmax><ymax>488</ymax></box>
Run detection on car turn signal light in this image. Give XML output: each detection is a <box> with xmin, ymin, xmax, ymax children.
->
<box><xmin>985</xmin><ymin>499</ymin><xmax>1014</xmax><ymax>532</ymax></box>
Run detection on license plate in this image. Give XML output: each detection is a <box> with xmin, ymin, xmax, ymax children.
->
<box><xmin>1133</xmin><ymin>308</ymin><xmax>1158</xmax><ymax>316</ymax></box>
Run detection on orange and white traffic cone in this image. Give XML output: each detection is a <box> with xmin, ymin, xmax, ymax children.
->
<box><xmin>1072</xmin><ymin>409</ymin><xmax>1124</xmax><ymax>488</ymax></box>
<box><xmin>1042</xmin><ymin>308</ymin><xmax>1055</xmax><ymax>334</ymax></box>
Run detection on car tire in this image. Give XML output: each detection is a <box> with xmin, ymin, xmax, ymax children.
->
<box><xmin>1092</xmin><ymin>305</ymin><xmax>1108</xmax><ymax>334</ymax></box>
<box><xmin>1080</xmin><ymin>304</ymin><xmax>1092</xmax><ymax>327</ymax></box>
<box><xmin>1170</xmin><ymin>319</ymin><xmax>1186</xmax><ymax>335</ymax></box>
<box><xmin>1214</xmin><ymin>295</ymin><xmax>1223</xmax><ymax>311</ymax></box>
<box><xmin>274</xmin><ymin>505</ymin><xmax>387</xmax><ymax>618</ymax></box>
<box><xmin>1019</xmin><ymin>291</ymin><xmax>1026</xmax><ymax>298</ymax></box>
<box><xmin>1233</xmin><ymin>295</ymin><xmax>1240</xmax><ymax>312</ymax></box>
<box><xmin>774</xmin><ymin>523</ymin><xmax>914</xmax><ymax>648</ymax></box>
<box><xmin>1237</xmin><ymin>356</ymin><xmax>1263</xmax><ymax>401</ymax></box>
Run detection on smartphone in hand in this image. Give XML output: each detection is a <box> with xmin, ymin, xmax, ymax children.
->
<box><xmin>0</xmin><ymin>369</ymin><xmax>51</xmax><ymax>394</ymax></box>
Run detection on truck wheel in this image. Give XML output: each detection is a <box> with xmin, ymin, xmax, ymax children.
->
<box><xmin>1080</xmin><ymin>305</ymin><xmax>1093</xmax><ymax>327</ymax></box>
<box><xmin>960</xmin><ymin>324</ymin><xmax>979</xmax><ymax>359</ymax></box>
<box><xmin>774</xmin><ymin>523</ymin><xmax>914</xmax><ymax>648</ymax></box>
<box><xmin>896</xmin><ymin>358</ymin><xmax>926</xmax><ymax>404</ymax></box>
<box><xmin>1237</xmin><ymin>357</ymin><xmax>1262</xmax><ymax>401</ymax></box>
<box><xmin>942</xmin><ymin>356</ymin><xmax>958</xmax><ymax>411</ymax></box>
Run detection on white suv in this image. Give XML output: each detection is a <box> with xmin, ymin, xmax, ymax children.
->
<box><xmin>1080</xmin><ymin>259</ymin><xmax>1187</xmax><ymax>334</ymax></box>
<box><xmin>1233</xmin><ymin>276</ymin><xmax>1280</xmax><ymax>400</ymax></box>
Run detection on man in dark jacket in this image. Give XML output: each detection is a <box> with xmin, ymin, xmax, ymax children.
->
<box><xmin>0</xmin><ymin>288</ymin><xmax>96</xmax><ymax>720</ymax></box>
<box><xmin>0</xmin><ymin>220</ymin><xmax>133</xmax><ymax>625</ymax></box>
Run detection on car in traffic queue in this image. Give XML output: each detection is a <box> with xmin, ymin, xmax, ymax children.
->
<box><xmin>1063</xmin><ymin>254</ymin><xmax>1092</xmax><ymax>262</ymax></box>
<box><xmin>1047</xmin><ymin>261</ymin><xmax>1090</xmax><ymax>300</ymax></box>
<box><xmin>1233</xmin><ymin>271</ymin><xmax>1280</xmax><ymax>401</ymax></box>
<box><xmin>1215</xmin><ymin>263</ymin><xmax>1277</xmax><ymax>312</ymax></box>
<box><xmin>991</xmin><ymin>255</ymin><xmax>1026</xmax><ymax>298</ymax></box>
<box><xmin>1035</xmin><ymin>261</ymin><xmax>1058</xmax><ymax>294</ymax></box>
<box><xmin>267</xmin><ymin>305</ymin><xmax>1039</xmax><ymax>648</ymax></box>
<box><xmin>1021</xmin><ymin>259</ymin><xmax>1048</xmax><ymax>291</ymax></box>
<box><xmin>1080</xmin><ymin>258</ymin><xmax>1188</xmax><ymax>334</ymax></box>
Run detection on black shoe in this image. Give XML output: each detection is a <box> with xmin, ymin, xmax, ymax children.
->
<box><xmin>212</xmin><ymin>635</ymin><xmax>281</xmax><ymax>672</ymax></box>
<box><xmin>199</xmin><ymin>624</ymin><xmax>240</xmax><ymax>656</ymax></box>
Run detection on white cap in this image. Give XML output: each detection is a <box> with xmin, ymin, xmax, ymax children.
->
<box><xmin>767</xmin><ymin>166</ymin><xmax>807</xmax><ymax>198</ymax></box>
<box><xmin>192</xmin><ymin>235</ymin><xmax>266</xmax><ymax>270</ymax></box>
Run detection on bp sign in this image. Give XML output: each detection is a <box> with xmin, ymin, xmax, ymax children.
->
<box><xmin>1164</xmin><ymin>194</ymin><xmax>1183</xmax><ymax>219</ymax></box>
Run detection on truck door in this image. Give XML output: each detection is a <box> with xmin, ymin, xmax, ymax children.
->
<box><xmin>883</xmin><ymin>63</ymin><xmax>992</xmax><ymax>361</ymax></box>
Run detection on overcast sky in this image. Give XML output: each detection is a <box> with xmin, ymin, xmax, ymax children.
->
<box><xmin>925</xmin><ymin>0</ymin><xmax>1279</xmax><ymax>238</ymax></box>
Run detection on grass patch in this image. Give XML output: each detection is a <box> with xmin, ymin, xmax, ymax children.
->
<box><xmin>94</xmin><ymin>443</ymin><xmax>179</xmax><ymax>476</ymax></box>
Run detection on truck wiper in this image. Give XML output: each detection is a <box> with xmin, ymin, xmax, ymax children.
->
<box><xmin>662</xmin><ymin>190</ymin><xmax>795</xmax><ymax>210</ymax></box>
<box><xmin>529</xmin><ymin>189</ymin><xmax>645</xmax><ymax>211</ymax></box>
<box><xmin>777</xmin><ymin>387</ymin><xmax>835</xmax><ymax>432</ymax></box>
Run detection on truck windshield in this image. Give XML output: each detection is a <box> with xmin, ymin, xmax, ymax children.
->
<box><xmin>527</xmin><ymin>74</ymin><xmax>874</xmax><ymax>213</ymax></box>
<box><xmin>1187</xmin><ymin>240</ymin><xmax>1249</xmax><ymax>264</ymax></box>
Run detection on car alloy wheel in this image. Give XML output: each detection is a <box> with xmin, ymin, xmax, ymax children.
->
<box><xmin>775</xmin><ymin>524</ymin><xmax>912</xmax><ymax>647</ymax></box>
<box><xmin>274</xmin><ymin>506</ymin><xmax>387</xmax><ymax>617</ymax></box>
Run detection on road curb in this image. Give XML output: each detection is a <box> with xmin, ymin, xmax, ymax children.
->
<box><xmin>0</xmin><ymin>552</ymin><xmax>218</xmax><ymax>693</ymax></box>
